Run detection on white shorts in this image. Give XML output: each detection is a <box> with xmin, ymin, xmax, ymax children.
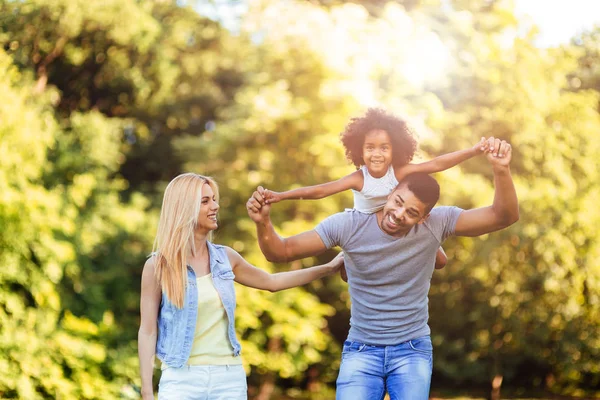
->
<box><xmin>158</xmin><ymin>364</ymin><xmax>247</xmax><ymax>400</ymax></box>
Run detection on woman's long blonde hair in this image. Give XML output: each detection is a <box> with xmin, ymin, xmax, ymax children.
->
<box><xmin>152</xmin><ymin>173</ymin><xmax>219</xmax><ymax>308</ymax></box>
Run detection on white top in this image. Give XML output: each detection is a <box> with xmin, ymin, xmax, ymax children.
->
<box><xmin>351</xmin><ymin>165</ymin><xmax>399</xmax><ymax>214</ymax></box>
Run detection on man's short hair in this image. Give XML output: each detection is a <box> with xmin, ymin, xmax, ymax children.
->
<box><xmin>395</xmin><ymin>173</ymin><xmax>440</xmax><ymax>215</ymax></box>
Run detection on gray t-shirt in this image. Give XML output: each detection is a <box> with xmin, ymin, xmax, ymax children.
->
<box><xmin>315</xmin><ymin>206</ymin><xmax>463</xmax><ymax>345</ymax></box>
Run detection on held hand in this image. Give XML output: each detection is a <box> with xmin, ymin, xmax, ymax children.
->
<box><xmin>340</xmin><ymin>265</ymin><xmax>348</xmax><ymax>282</ymax></box>
<box><xmin>327</xmin><ymin>252</ymin><xmax>345</xmax><ymax>275</ymax></box>
<box><xmin>246</xmin><ymin>186</ymin><xmax>271</xmax><ymax>223</ymax></box>
<box><xmin>473</xmin><ymin>136</ymin><xmax>489</xmax><ymax>154</ymax></box>
<box><xmin>484</xmin><ymin>137</ymin><xmax>512</xmax><ymax>167</ymax></box>
<box><xmin>264</xmin><ymin>189</ymin><xmax>283</xmax><ymax>204</ymax></box>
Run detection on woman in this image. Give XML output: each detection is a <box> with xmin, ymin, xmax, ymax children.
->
<box><xmin>138</xmin><ymin>173</ymin><xmax>343</xmax><ymax>400</ymax></box>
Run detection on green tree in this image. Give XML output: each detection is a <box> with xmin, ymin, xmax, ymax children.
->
<box><xmin>0</xmin><ymin>47</ymin><xmax>152</xmax><ymax>398</ymax></box>
<box><xmin>420</xmin><ymin>4</ymin><xmax>600</xmax><ymax>396</ymax></box>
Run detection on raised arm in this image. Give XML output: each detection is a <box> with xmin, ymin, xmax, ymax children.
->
<box><xmin>247</xmin><ymin>187</ymin><xmax>329</xmax><ymax>262</ymax></box>
<box><xmin>138</xmin><ymin>258</ymin><xmax>161</xmax><ymax>400</ymax></box>
<box><xmin>227</xmin><ymin>248</ymin><xmax>344</xmax><ymax>292</ymax></box>
<box><xmin>454</xmin><ymin>138</ymin><xmax>519</xmax><ymax>237</ymax></box>
<box><xmin>264</xmin><ymin>170</ymin><xmax>363</xmax><ymax>204</ymax></box>
<box><xmin>395</xmin><ymin>137</ymin><xmax>487</xmax><ymax>181</ymax></box>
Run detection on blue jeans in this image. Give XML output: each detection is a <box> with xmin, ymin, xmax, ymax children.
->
<box><xmin>336</xmin><ymin>335</ymin><xmax>433</xmax><ymax>400</ymax></box>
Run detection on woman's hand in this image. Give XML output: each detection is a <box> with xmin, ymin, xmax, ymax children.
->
<box><xmin>327</xmin><ymin>252</ymin><xmax>345</xmax><ymax>275</ymax></box>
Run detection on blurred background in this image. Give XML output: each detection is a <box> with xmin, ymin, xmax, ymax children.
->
<box><xmin>1</xmin><ymin>0</ymin><xmax>599</xmax><ymax>399</ymax></box>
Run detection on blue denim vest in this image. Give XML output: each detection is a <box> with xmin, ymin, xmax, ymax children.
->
<box><xmin>155</xmin><ymin>242</ymin><xmax>242</xmax><ymax>368</ymax></box>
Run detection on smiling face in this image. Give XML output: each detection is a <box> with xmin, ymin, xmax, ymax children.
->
<box><xmin>362</xmin><ymin>129</ymin><xmax>393</xmax><ymax>178</ymax></box>
<box><xmin>378</xmin><ymin>184</ymin><xmax>430</xmax><ymax>237</ymax></box>
<box><xmin>196</xmin><ymin>183</ymin><xmax>220</xmax><ymax>233</ymax></box>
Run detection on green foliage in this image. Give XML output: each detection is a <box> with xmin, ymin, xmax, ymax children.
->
<box><xmin>0</xmin><ymin>49</ymin><xmax>112</xmax><ymax>398</ymax></box>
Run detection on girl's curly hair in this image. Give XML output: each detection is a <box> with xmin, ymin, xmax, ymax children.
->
<box><xmin>340</xmin><ymin>108</ymin><xmax>417</xmax><ymax>169</ymax></box>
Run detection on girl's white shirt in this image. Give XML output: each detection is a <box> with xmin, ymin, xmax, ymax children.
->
<box><xmin>351</xmin><ymin>165</ymin><xmax>399</xmax><ymax>214</ymax></box>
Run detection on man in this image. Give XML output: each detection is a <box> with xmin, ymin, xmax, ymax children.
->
<box><xmin>246</xmin><ymin>137</ymin><xmax>518</xmax><ymax>399</ymax></box>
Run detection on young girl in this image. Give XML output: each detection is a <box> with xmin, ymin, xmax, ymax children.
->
<box><xmin>264</xmin><ymin>108</ymin><xmax>487</xmax><ymax>270</ymax></box>
<box><xmin>138</xmin><ymin>173</ymin><xmax>344</xmax><ymax>400</ymax></box>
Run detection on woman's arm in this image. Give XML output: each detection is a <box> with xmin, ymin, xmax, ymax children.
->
<box><xmin>138</xmin><ymin>257</ymin><xmax>162</xmax><ymax>400</ymax></box>
<box><xmin>434</xmin><ymin>247</ymin><xmax>447</xmax><ymax>270</ymax></box>
<box><xmin>264</xmin><ymin>170</ymin><xmax>363</xmax><ymax>204</ymax></box>
<box><xmin>226</xmin><ymin>248</ymin><xmax>344</xmax><ymax>292</ymax></box>
<box><xmin>395</xmin><ymin>138</ymin><xmax>487</xmax><ymax>181</ymax></box>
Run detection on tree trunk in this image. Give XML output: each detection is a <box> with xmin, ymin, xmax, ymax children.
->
<box><xmin>255</xmin><ymin>373</ymin><xmax>275</xmax><ymax>400</ymax></box>
<box><xmin>255</xmin><ymin>337</ymin><xmax>281</xmax><ymax>400</ymax></box>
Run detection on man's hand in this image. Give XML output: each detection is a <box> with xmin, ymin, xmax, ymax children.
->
<box><xmin>485</xmin><ymin>137</ymin><xmax>512</xmax><ymax>167</ymax></box>
<box><xmin>246</xmin><ymin>186</ymin><xmax>271</xmax><ymax>223</ymax></box>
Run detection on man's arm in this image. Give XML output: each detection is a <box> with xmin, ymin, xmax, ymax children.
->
<box><xmin>247</xmin><ymin>187</ymin><xmax>329</xmax><ymax>262</ymax></box>
<box><xmin>454</xmin><ymin>138</ymin><xmax>519</xmax><ymax>237</ymax></box>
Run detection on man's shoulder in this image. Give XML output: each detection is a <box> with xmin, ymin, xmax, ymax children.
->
<box><xmin>423</xmin><ymin>206</ymin><xmax>463</xmax><ymax>231</ymax></box>
<box><xmin>317</xmin><ymin>209</ymin><xmax>373</xmax><ymax>234</ymax></box>
<box><xmin>429</xmin><ymin>205</ymin><xmax>462</xmax><ymax>217</ymax></box>
<box><xmin>324</xmin><ymin>209</ymin><xmax>372</xmax><ymax>221</ymax></box>
<box><xmin>424</xmin><ymin>206</ymin><xmax>464</xmax><ymax>241</ymax></box>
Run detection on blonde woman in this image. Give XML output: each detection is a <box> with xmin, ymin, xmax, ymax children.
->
<box><xmin>138</xmin><ymin>173</ymin><xmax>343</xmax><ymax>400</ymax></box>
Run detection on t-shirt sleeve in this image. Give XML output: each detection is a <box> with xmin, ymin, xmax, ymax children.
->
<box><xmin>314</xmin><ymin>212</ymin><xmax>352</xmax><ymax>249</ymax></box>
<box><xmin>426</xmin><ymin>206</ymin><xmax>464</xmax><ymax>243</ymax></box>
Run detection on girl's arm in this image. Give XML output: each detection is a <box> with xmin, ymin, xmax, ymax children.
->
<box><xmin>264</xmin><ymin>170</ymin><xmax>363</xmax><ymax>204</ymax></box>
<box><xmin>226</xmin><ymin>248</ymin><xmax>344</xmax><ymax>292</ymax></box>
<box><xmin>138</xmin><ymin>258</ymin><xmax>162</xmax><ymax>400</ymax></box>
<box><xmin>395</xmin><ymin>137</ymin><xmax>488</xmax><ymax>181</ymax></box>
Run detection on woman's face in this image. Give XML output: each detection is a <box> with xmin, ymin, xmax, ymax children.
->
<box><xmin>196</xmin><ymin>183</ymin><xmax>220</xmax><ymax>232</ymax></box>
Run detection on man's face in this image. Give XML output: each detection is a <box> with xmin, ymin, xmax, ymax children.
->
<box><xmin>379</xmin><ymin>185</ymin><xmax>429</xmax><ymax>236</ymax></box>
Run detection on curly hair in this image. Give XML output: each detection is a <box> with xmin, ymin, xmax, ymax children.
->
<box><xmin>340</xmin><ymin>108</ymin><xmax>417</xmax><ymax>169</ymax></box>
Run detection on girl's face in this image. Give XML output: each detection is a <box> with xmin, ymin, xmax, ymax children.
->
<box><xmin>196</xmin><ymin>183</ymin><xmax>220</xmax><ymax>233</ymax></box>
<box><xmin>362</xmin><ymin>129</ymin><xmax>393</xmax><ymax>178</ymax></box>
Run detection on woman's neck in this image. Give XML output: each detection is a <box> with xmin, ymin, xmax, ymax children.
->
<box><xmin>190</xmin><ymin>231</ymin><xmax>209</xmax><ymax>258</ymax></box>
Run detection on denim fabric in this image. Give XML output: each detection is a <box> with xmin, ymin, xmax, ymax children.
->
<box><xmin>156</xmin><ymin>242</ymin><xmax>242</xmax><ymax>368</ymax></box>
<box><xmin>335</xmin><ymin>335</ymin><xmax>433</xmax><ymax>400</ymax></box>
<box><xmin>158</xmin><ymin>364</ymin><xmax>247</xmax><ymax>400</ymax></box>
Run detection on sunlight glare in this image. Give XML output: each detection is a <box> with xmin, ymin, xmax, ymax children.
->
<box><xmin>399</xmin><ymin>31</ymin><xmax>451</xmax><ymax>87</ymax></box>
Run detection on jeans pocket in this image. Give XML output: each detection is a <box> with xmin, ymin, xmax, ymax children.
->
<box><xmin>408</xmin><ymin>336</ymin><xmax>433</xmax><ymax>355</ymax></box>
<box><xmin>342</xmin><ymin>340</ymin><xmax>367</xmax><ymax>354</ymax></box>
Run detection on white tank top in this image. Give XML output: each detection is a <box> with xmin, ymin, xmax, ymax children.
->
<box><xmin>351</xmin><ymin>165</ymin><xmax>399</xmax><ymax>214</ymax></box>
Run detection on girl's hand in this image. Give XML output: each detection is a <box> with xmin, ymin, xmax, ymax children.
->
<box><xmin>485</xmin><ymin>137</ymin><xmax>512</xmax><ymax>167</ymax></box>
<box><xmin>327</xmin><ymin>252</ymin><xmax>345</xmax><ymax>275</ymax></box>
<box><xmin>473</xmin><ymin>136</ymin><xmax>489</xmax><ymax>153</ymax></box>
<box><xmin>264</xmin><ymin>189</ymin><xmax>283</xmax><ymax>204</ymax></box>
